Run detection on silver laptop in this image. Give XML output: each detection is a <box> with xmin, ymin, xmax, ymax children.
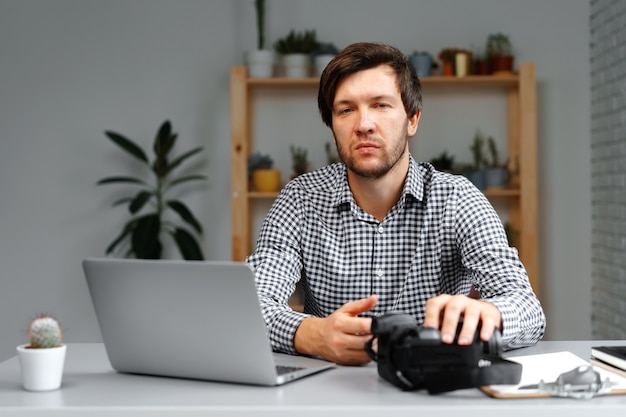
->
<box><xmin>82</xmin><ymin>258</ymin><xmax>335</xmax><ymax>386</ymax></box>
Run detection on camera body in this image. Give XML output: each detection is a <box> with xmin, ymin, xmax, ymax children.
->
<box><xmin>365</xmin><ymin>312</ymin><xmax>522</xmax><ymax>393</ymax></box>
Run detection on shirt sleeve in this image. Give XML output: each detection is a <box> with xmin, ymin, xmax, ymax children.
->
<box><xmin>246</xmin><ymin>184</ymin><xmax>312</xmax><ymax>354</ymax></box>
<box><xmin>453</xmin><ymin>179</ymin><xmax>546</xmax><ymax>350</ymax></box>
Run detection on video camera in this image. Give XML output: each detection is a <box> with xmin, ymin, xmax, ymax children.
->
<box><xmin>364</xmin><ymin>313</ymin><xmax>522</xmax><ymax>393</ymax></box>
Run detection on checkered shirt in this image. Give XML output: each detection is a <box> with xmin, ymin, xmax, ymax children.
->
<box><xmin>246</xmin><ymin>155</ymin><xmax>546</xmax><ymax>353</ymax></box>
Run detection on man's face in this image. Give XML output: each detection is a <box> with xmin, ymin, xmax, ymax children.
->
<box><xmin>331</xmin><ymin>64</ymin><xmax>419</xmax><ymax>179</ymax></box>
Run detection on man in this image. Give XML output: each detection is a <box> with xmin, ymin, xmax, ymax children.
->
<box><xmin>247</xmin><ymin>42</ymin><xmax>545</xmax><ymax>366</ymax></box>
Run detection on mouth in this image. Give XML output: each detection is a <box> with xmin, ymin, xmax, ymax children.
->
<box><xmin>355</xmin><ymin>142</ymin><xmax>380</xmax><ymax>154</ymax></box>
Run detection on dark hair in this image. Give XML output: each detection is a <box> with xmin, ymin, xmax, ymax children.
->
<box><xmin>317</xmin><ymin>42</ymin><xmax>422</xmax><ymax>128</ymax></box>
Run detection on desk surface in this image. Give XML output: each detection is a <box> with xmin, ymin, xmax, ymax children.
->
<box><xmin>1</xmin><ymin>341</ymin><xmax>625</xmax><ymax>416</ymax></box>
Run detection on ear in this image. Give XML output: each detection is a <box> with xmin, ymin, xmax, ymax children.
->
<box><xmin>407</xmin><ymin>111</ymin><xmax>420</xmax><ymax>137</ymax></box>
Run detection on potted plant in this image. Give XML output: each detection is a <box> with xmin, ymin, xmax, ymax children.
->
<box><xmin>248</xmin><ymin>152</ymin><xmax>280</xmax><ymax>192</ymax></box>
<box><xmin>454</xmin><ymin>49</ymin><xmax>472</xmax><ymax>77</ymax></box>
<box><xmin>409</xmin><ymin>51</ymin><xmax>434</xmax><ymax>78</ymax></box>
<box><xmin>473</xmin><ymin>47</ymin><xmax>490</xmax><ymax>75</ymax></box>
<box><xmin>484</xmin><ymin>136</ymin><xmax>508</xmax><ymax>189</ymax></box>
<box><xmin>246</xmin><ymin>0</ymin><xmax>275</xmax><ymax>77</ymax></box>
<box><xmin>429</xmin><ymin>150</ymin><xmax>456</xmax><ymax>173</ymax></box>
<box><xmin>97</xmin><ymin>120</ymin><xmax>206</xmax><ymax>260</ymax></box>
<box><xmin>437</xmin><ymin>48</ymin><xmax>461</xmax><ymax>76</ymax></box>
<box><xmin>486</xmin><ymin>33</ymin><xmax>514</xmax><ymax>75</ymax></box>
<box><xmin>17</xmin><ymin>315</ymin><xmax>66</xmax><ymax>391</ymax></box>
<box><xmin>290</xmin><ymin>145</ymin><xmax>309</xmax><ymax>178</ymax></box>
<box><xmin>464</xmin><ymin>130</ymin><xmax>488</xmax><ymax>190</ymax></box>
<box><xmin>274</xmin><ymin>29</ymin><xmax>321</xmax><ymax>77</ymax></box>
<box><xmin>312</xmin><ymin>42</ymin><xmax>339</xmax><ymax>77</ymax></box>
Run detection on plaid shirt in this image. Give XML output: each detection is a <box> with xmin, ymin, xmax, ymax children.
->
<box><xmin>247</xmin><ymin>155</ymin><xmax>545</xmax><ymax>353</ymax></box>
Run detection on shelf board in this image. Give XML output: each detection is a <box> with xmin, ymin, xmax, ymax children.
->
<box><xmin>246</xmin><ymin>74</ymin><xmax>519</xmax><ymax>89</ymax></box>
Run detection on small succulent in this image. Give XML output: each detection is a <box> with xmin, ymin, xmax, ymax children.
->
<box><xmin>248</xmin><ymin>152</ymin><xmax>274</xmax><ymax>179</ymax></box>
<box><xmin>27</xmin><ymin>315</ymin><xmax>63</xmax><ymax>349</ymax></box>
<box><xmin>290</xmin><ymin>145</ymin><xmax>309</xmax><ymax>176</ymax></box>
<box><xmin>274</xmin><ymin>30</ymin><xmax>321</xmax><ymax>55</ymax></box>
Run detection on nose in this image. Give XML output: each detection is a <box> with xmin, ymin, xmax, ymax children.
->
<box><xmin>355</xmin><ymin>108</ymin><xmax>375</xmax><ymax>135</ymax></box>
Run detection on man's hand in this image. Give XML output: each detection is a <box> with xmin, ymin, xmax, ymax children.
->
<box><xmin>422</xmin><ymin>294</ymin><xmax>502</xmax><ymax>346</ymax></box>
<box><xmin>294</xmin><ymin>295</ymin><xmax>377</xmax><ymax>366</ymax></box>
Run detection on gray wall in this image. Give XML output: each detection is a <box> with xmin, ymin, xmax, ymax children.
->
<box><xmin>0</xmin><ymin>0</ymin><xmax>591</xmax><ymax>362</ymax></box>
<box><xmin>590</xmin><ymin>0</ymin><xmax>626</xmax><ymax>338</ymax></box>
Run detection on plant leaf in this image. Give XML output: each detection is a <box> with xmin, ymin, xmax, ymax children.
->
<box><xmin>97</xmin><ymin>176</ymin><xmax>146</xmax><ymax>186</ymax></box>
<box><xmin>167</xmin><ymin>174</ymin><xmax>206</xmax><ymax>188</ymax></box>
<box><xmin>173</xmin><ymin>228</ymin><xmax>204</xmax><ymax>260</ymax></box>
<box><xmin>160</xmin><ymin>147</ymin><xmax>203</xmax><ymax>177</ymax></box>
<box><xmin>153</xmin><ymin>121</ymin><xmax>177</xmax><ymax>177</ymax></box>
<box><xmin>153</xmin><ymin>121</ymin><xmax>176</xmax><ymax>158</ymax></box>
<box><xmin>167</xmin><ymin>200</ymin><xmax>203</xmax><ymax>234</ymax></box>
<box><xmin>105</xmin><ymin>219</ymin><xmax>137</xmax><ymax>255</ymax></box>
<box><xmin>105</xmin><ymin>131</ymin><xmax>149</xmax><ymax>164</ymax></box>
<box><xmin>131</xmin><ymin>214</ymin><xmax>162</xmax><ymax>259</ymax></box>
<box><xmin>112</xmin><ymin>197</ymin><xmax>134</xmax><ymax>207</ymax></box>
<box><xmin>129</xmin><ymin>190</ymin><xmax>153</xmax><ymax>214</ymax></box>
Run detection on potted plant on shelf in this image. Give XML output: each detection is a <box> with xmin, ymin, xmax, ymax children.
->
<box><xmin>274</xmin><ymin>29</ymin><xmax>321</xmax><ymax>77</ymax></box>
<box><xmin>486</xmin><ymin>32</ymin><xmax>514</xmax><ymax>75</ymax></box>
<box><xmin>248</xmin><ymin>152</ymin><xmax>280</xmax><ymax>192</ymax></box>
<box><xmin>409</xmin><ymin>51</ymin><xmax>434</xmax><ymax>78</ymax></box>
<box><xmin>312</xmin><ymin>42</ymin><xmax>339</xmax><ymax>77</ymax></box>
<box><xmin>429</xmin><ymin>150</ymin><xmax>457</xmax><ymax>173</ymax></box>
<box><xmin>464</xmin><ymin>130</ymin><xmax>488</xmax><ymax>191</ymax></box>
<box><xmin>17</xmin><ymin>315</ymin><xmax>66</xmax><ymax>391</ymax></box>
<box><xmin>290</xmin><ymin>145</ymin><xmax>310</xmax><ymax>178</ymax></box>
<box><xmin>97</xmin><ymin>120</ymin><xmax>206</xmax><ymax>260</ymax></box>
<box><xmin>484</xmin><ymin>136</ymin><xmax>508</xmax><ymax>189</ymax></box>
<box><xmin>437</xmin><ymin>48</ymin><xmax>461</xmax><ymax>76</ymax></box>
<box><xmin>246</xmin><ymin>0</ymin><xmax>275</xmax><ymax>77</ymax></box>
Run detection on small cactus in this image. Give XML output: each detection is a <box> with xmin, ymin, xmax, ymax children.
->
<box><xmin>27</xmin><ymin>315</ymin><xmax>63</xmax><ymax>348</ymax></box>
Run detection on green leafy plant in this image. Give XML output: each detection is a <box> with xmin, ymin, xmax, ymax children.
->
<box><xmin>470</xmin><ymin>129</ymin><xmax>488</xmax><ymax>169</ymax></box>
<box><xmin>255</xmin><ymin>0</ymin><xmax>266</xmax><ymax>50</ymax></box>
<box><xmin>486</xmin><ymin>136</ymin><xmax>506</xmax><ymax>168</ymax></box>
<box><xmin>290</xmin><ymin>144</ymin><xmax>309</xmax><ymax>176</ymax></box>
<box><xmin>486</xmin><ymin>33</ymin><xmax>512</xmax><ymax>57</ymax></box>
<box><xmin>27</xmin><ymin>315</ymin><xmax>63</xmax><ymax>349</ymax></box>
<box><xmin>248</xmin><ymin>152</ymin><xmax>274</xmax><ymax>177</ymax></box>
<box><xmin>97</xmin><ymin>120</ymin><xmax>205</xmax><ymax>260</ymax></box>
<box><xmin>274</xmin><ymin>30</ymin><xmax>321</xmax><ymax>54</ymax></box>
<box><xmin>429</xmin><ymin>150</ymin><xmax>456</xmax><ymax>173</ymax></box>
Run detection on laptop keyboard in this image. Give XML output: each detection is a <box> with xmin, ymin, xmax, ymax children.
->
<box><xmin>276</xmin><ymin>365</ymin><xmax>305</xmax><ymax>375</ymax></box>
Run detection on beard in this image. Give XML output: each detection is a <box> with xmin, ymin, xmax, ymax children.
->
<box><xmin>333</xmin><ymin>125</ymin><xmax>409</xmax><ymax>179</ymax></box>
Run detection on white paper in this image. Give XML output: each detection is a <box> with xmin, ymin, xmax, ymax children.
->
<box><xmin>488</xmin><ymin>351</ymin><xmax>626</xmax><ymax>395</ymax></box>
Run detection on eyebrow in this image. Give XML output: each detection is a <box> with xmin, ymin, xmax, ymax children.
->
<box><xmin>334</xmin><ymin>94</ymin><xmax>398</xmax><ymax>108</ymax></box>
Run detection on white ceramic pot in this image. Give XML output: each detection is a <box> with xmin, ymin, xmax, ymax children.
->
<box><xmin>314</xmin><ymin>54</ymin><xmax>335</xmax><ymax>76</ymax></box>
<box><xmin>17</xmin><ymin>344</ymin><xmax>67</xmax><ymax>391</ymax></box>
<box><xmin>246</xmin><ymin>49</ymin><xmax>275</xmax><ymax>78</ymax></box>
<box><xmin>283</xmin><ymin>53</ymin><xmax>310</xmax><ymax>78</ymax></box>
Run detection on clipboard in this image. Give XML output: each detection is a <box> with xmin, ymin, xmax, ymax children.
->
<box><xmin>480</xmin><ymin>351</ymin><xmax>626</xmax><ymax>398</ymax></box>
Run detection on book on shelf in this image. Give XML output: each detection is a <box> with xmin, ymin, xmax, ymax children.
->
<box><xmin>591</xmin><ymin>346</ymin><xmax>626</xmax><ymax>372</ymax></box>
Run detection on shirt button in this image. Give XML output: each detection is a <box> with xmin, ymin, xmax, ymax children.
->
<box><xmin>378</xmin><ymin>226</ymin><xmax>384</xmax><ymax>234</ymax></box>
<box><xmin>376</xmin><ymin>268</ymin><xmax>384</xmax><ymax>277</ymax></box>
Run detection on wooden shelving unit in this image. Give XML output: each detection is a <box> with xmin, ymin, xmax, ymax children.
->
<box><xmin>230</xmin><ymin>64</ymin><xmax>539</xmax><ymax>296</ymax></box>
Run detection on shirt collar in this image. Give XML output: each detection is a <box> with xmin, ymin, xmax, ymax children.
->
<box><xmin>333</xmin><ymin>154</ymin><xmax>426</xmax><ymax>210</ymax></box>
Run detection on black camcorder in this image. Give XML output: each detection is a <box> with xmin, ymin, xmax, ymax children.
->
<box><xmin>364</xmin><ymin>312</ymin><xmax>522</xmax><ymax>393</ymax></box>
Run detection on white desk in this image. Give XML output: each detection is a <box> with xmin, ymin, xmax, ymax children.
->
<box><xmin>1</xmin><ymin>341</ymin><xmax>625</xmax><ymax>416</ymax></box>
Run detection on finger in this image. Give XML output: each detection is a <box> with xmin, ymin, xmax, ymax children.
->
<box><xmin>457</xmin><ymin>306</ymin><xmax>480</xmax><ymax>346</ymax></box>
<box><xmin>423</xmin><ymin>294</ymin><xmax>450</xmax><ymax>330</ymax></box>
<box><xmin>338</xmin><ymin>294</ymin><xmax>378</xmax><ymax>316</ymax></box>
